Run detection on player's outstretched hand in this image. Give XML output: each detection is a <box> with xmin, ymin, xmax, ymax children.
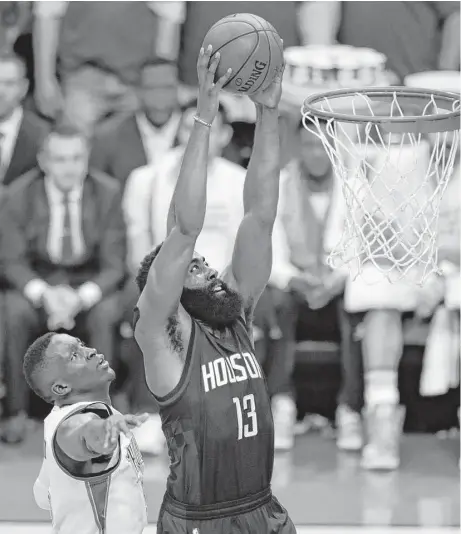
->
<box><xmin>196</xmin><ymin>44</ymin><xmax>232</xmax><ymax>125</ymax></box>
<box><xmin>250</xmin><ymin>62</ymin><xmax>285</xmax><ymax>110</ymax></box>
<box><xmin>103</xmin><ymin>413</ymin><xmax>149</xmax><ymax>449</ymax></box>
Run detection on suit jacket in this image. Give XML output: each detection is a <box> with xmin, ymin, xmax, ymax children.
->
<box><xmin>1</xmin><ymin>169</ymin><xmax>127</xmax><ymax>295</ymax></box>
<box><xmin>90</xmin><ymin>115</ymin><xmax>147</xmax><ymax>186</ymax></box>
<box><xmin>2</xmin><ymin>111</ymin><xmax>49</xmax><ymax>187</ymax></box>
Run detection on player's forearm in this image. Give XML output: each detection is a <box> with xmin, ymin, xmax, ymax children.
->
<box><xmin>33</xmin><ymin>14</ymin><xmax>61</xmax><ymax>83</ymax></box>
<box><xmin>438</xmin><ymin>11</ymin><xmax>460</xmax><ymax>70</ymax></box>
<box><xmin>298</xmin><ymin>1</ymin><xmax>341</xmax><ymax>46</ymax></box>
<box><xmin>58</xmin><ymin>418</ymin><xmax>115</xmax><ymax>461</ymax></box>
<box><xmin>171</xmin><ymin>122</ymin><xmax>210</xmax><ymax>237</ymax></box>
<box><xmin>243</xmin><ymin>105</ymin><xmax>280</xmax><ymax>226</ymax></box>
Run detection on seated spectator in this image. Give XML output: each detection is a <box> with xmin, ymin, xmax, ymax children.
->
<box><xmin>122</xmin><ymin>100</ymin><xmax>245</xmax><ymax>454</ymax></box>
<box><xmin>343</xmin><ymin>132</ymin><xmax>445</xmax><ymax>471</ymax></box>
<box><xmin>0</xmin><ymin>52</ymin><xmax>48</xmax><ymax>189</ymax></box>
<box><xmin>268</xmin><ymin>121</ymin><xmax>356</xmax><ymax>451</ymax></box>
<box><xmin>0</xmin><ymin>124</ymin><xmax>126</xmax><ymax>444</ymax></box>
<box><xmin>303</xmin><ymin>1</ymin><xmax>460</xmax><ymax>81</ymax></box>
<box><xmin>90</xmin><ymin>60</ymin><xmax>181</xmax><ymax>186</ymax></box>
<box><xmin>33</xmin><ymin>1</ymin><xmax>185</xmax><ymax>135</ymax></box>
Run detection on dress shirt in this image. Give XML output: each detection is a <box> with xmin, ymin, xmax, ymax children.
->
<box><xmin>135</xmin><ymin>112</ymin><xmax>181</xmax><ymax>165</ymax></box>
<box><xmin>0</xmin><ymin>106</ymin><xmax>22</xmax><ymax>179</ymax></box>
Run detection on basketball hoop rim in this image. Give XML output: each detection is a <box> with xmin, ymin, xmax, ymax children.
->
<box><xmin>302</xmin><ymin>86</ymin><xmax>460</xmax><ymax>134</ymax></box>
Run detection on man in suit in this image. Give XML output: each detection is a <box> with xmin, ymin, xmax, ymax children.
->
<box><xmin>0</xmin><ymin>124</ymin><xmax>126</xmax><ymax>443</ymax></box>
<box><xmin>0</xmin><ymin>51</ymin><xmax>48</xmax><ymax>188</ymax></box>
<box><xmin>90</xmin><ymin>60</ymin><xmax>181</xmax><ymax>186</ymax></box>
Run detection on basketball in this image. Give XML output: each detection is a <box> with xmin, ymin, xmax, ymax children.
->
<box><xmin>202</xmin><ymin>13</ymin><xmax>284</xmax><ymax>96</ymax></box>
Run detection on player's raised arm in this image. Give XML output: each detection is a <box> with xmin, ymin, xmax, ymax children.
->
<box><xmin>55</xmin><ymin>412</ymin><xmax>148</xmax><ymax>462</ymax></box>
<box><xmin>136</xmin><ymin>46</ymin><xmax>232</xmax><ymax>328</ymax></box>
<box><xmin>226</xmin><ymin>65</ymin><xmax>284</xmax><ymax>316</ymax></box>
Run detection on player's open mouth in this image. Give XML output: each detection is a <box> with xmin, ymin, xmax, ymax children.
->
<box><xmin>98</xmin><ymin>359</ymin><xmax>109</xmax><ymax>369</ymax></box>
<box><xmin>212</xmin><ymin>283</ymin><xmax>225</xmax><ymax>293</ymax></box>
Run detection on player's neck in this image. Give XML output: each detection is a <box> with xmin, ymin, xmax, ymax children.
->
<box><xmin>55</xmin><ymin>387</ymin><xmax>112</xmax><ymax>407</ymax></box>
<box><xmin>199</xmin><ymin>320</ymin><xmax>228</xmax><ymax>339</ymax></box>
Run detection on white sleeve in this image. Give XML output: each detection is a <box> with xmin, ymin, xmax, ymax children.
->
<box><xmin>33</xmin><ymin>461</ymin><xmax>50</xmax><ymax>511</ymax></box>
<box><xmin>123</xmin><ymin>165</ymin><xmax>157</xmax><ymax>272</ymax></box>
<box><xmin>34</xmin><ymin>1</ymin><xmax>68</xmax><ymax>18</ymax></box>
<box><xmin>146</xmin><ymin>1</ymin><xmax>186</xmax><ymax>23</ymax></box>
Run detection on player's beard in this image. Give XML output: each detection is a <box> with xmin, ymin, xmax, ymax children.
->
<box><xmin>181</xmin><ymin>280</ymin><xmax>243</xmax><ymax>329</ymax></box>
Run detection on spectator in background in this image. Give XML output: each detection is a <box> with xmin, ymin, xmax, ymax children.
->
<box><xmin>343</xmin><ymin>130</ymin><xmax>446</xmax><ymax>471</ymax></box>
<box><xmin>0</xmin><ymin>2</ymin><xmax>31</xmax><ymax>53</ymax></box>
<box><xmin>302</xmin><ymin>1</ymin><xmax>460</xmax><ymax>81</ymax></box>
<box><xmin>268</xmin><ymin>122</ymin><xmax>359</xmax><ymax>451</ymax></box>
<box><xmin>90</xmin><ymin>60</ymin><xmax>181</xmax><ymax>186</ymax></box>
<box><xmin>122</xmin><ymin>100</ymin><xmax>245</xmax><ymax>454</ymax></box>
<box><xmin>0</xmin><ymin>125</ymin><xmax>126</xmax><ymax>444</ymax></box>
<box><xmin>33</xmin><ymin>1</ymin><xmax>185</xmax><ymax>135</ymax></box>
<box><xmin>0</xmin><ymin>52</ymin><xmax>48</xmax><ymax>189</ymax></box>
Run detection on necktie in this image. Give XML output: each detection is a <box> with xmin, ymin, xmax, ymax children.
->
<box><xmin>61</xmin><ymin>193</ymin><xmax>74</xmax><ymax>264</ymax></box>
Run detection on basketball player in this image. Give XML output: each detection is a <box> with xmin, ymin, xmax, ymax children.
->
<box><xmin>134</xmin><ymin>45</ymin><xmax>296</xmax><ymax>533</ymax></box>
<box><xmin>24</xmin><ymin>332</ymin><xmax>149</xmax><ymax>533</ymax></box>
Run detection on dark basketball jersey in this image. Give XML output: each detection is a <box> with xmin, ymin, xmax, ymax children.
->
<box><xmin>134</xmin><ymin>308</ymin><xmax>274</xmax><ymax>505</ymax></box>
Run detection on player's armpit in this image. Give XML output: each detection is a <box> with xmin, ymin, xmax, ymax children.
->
<box><xmin>55</xmin><ymin>413</ymin><xmax>116</xmax><ymax>462</ymax></box>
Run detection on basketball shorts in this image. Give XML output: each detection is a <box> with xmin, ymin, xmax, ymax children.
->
<box><xmin>157</xmin><ymin>487</ymin><xmax>297</xmax><ymax>533</ymax></box>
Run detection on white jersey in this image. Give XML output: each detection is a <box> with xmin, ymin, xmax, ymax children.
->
<box><xmin>42</xmin><ymin>401</ymin><xmax>147</xmax><ymax>534</ymax></box>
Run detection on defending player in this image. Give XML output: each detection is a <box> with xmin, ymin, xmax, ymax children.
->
<box><xmin>134</xmin><ymin>46</ymin><xmax>296</xmax><ymax>533</ymax></box>
<box><xmin>24</xmin><ymin>332</ymin><xmax>149</xmax><ymax>533</ymax></box>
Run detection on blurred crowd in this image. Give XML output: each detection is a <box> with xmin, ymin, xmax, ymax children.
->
<box><xmin>0</xmin><ymin>1</ymin><xmax>458</xmax><ymax>472</ymax></box>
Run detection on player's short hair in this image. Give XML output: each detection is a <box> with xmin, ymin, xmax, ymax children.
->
<box><xmin>181</xmin><ymin>98</ymin><xmax>231</xmax><ymax>126</ymax></box>
<box><xmin>41</xmin><ymin>122</ymin><xmax>88</xmax><ymax>152</ymax></box>
<box><xmin>23</xmin><ymin>332</ymin><xmax>57</xmax><ymax>403</ymax></box>
<box><xmin>135</xmin><ymin>242</ymin><xmax>164</xmax><ymax>293</ymax></box>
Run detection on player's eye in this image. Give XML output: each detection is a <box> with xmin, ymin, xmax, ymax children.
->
<box><xmin>190</xmin><ymin>265</ymin><xmax>199</xmax><ymax>273</ymax></box>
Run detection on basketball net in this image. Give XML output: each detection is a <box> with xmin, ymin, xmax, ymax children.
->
<box><xmin>302</xmin><ymin>90</ymin><xmax>460</xmax><ymax>285</ymax></box>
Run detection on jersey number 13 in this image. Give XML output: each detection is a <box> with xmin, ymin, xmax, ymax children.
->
<box><xmin>232</xmin><ymin>394</ymin><xmax>258</xmax><ymax>440</ymax></box>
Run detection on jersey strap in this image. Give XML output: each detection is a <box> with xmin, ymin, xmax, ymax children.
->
<box><xmin>85</xmin><ymin>476</ymin><xmax>111</xmax><ymax>534</ymax></box>
<box><xmin>51</xmin><ymin>403</ymin><xmax>121</xmax><ymax>534</ymax></box>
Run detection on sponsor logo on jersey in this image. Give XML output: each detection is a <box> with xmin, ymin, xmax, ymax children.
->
<box><xmin>237</xmin><ymin>60</ymin><xmax>267</xmax><ymax>93</ymax></box>
<box><xmin>201</xmin><ymin>351</ymin><xmax>263</xmax><ymax>393</ymax></box>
